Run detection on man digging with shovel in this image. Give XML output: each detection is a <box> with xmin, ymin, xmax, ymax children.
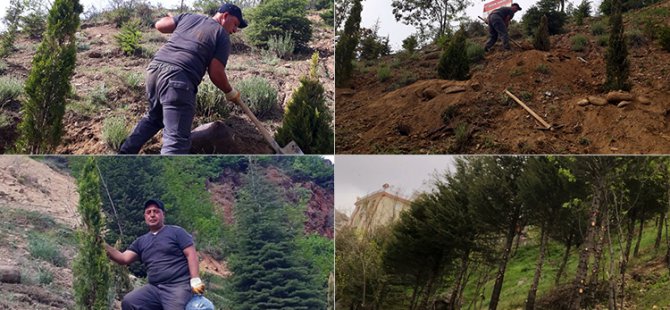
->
<box><xmin>484</xmin><ymin>3</ymin><xmax>522</xmax><ymax>52</ymax></box>
<box><xmin>119</xmin><ymin>3</ymin><xmax>247</xmax><ymax>154</ymax></box>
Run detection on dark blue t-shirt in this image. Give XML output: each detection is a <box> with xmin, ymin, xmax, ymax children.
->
<box><xmin>128</xmin><ymin>225</ymin><xmax>194</xmax><ymax>285</ymax></box>
<box><xmin>490</xmin><ymin>7</ymin><xmax>516</xmax><ymax>20</ymax></box>
<box><xmin>153</xmin><ymin>13</ymin><xmax>231</xmax><ymax>87</ymax></box>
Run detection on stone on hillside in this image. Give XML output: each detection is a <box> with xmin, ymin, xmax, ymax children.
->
<box><xmin>587</xmin><ymin>96</ymin><xmax>608</xmax><ymax>106</ymax></box>
<box><xmin>88</xmin><ymin>51</ymin><xmax>102</xmax><ymax>58</ymax></box>
<box><xmin>606</xmin><ymin>91</ymin><xmax>634</xmax><ymax>102</ymax></box>
<box><xmin>617</xmin><ymin>101</ymin><xmax>631</xmax><ymax>108</ymax></box>
<box><xmin>442</xmin><ymin>85</ymin><xmax>466</xmax><ymax>94</ymax></box>
<box><xmin>637</xmin><ymin>96</ymin><xmax>651</xmax><ymax>105</ymax></box>
<box><xmin>422</xmin><ymin>88</ymin><xmax>440</xmax><ymax>100</ymax></box>
<box><xmin>470</xmin><ymin>81</ymin><xmax>482</xmax><ymax>91</ymax></box>
<box><xmin>0</xmin><ymin>266</ymin><xmax>20</xmax><ymax>284</ymax></box>
<box><xmin>577</xmin><ymin>98</ymin><xmax>590</xmax><ymax>106</ymax></box>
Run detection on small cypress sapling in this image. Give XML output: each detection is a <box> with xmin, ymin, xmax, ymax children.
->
<box><xmin>603</xmin><ymin>0</ymin><xmax>630</xmax><ymax>91</ymax></box>
<box><xmin>437</xmin><ymin>28</ymin><xmax>469</xmax><ymax>80</ymax></box>
<box><xmin>335</xmin><ymin>0</ymin><xmax>362</xmax><ymax>87</ymax></box>
<box><xmin>73</xmin><ymin>157</ymin><xmax>111</xmax><ymax>310</ymax></box>
<box><xmin>534</xmin><ymin>15</ymin><xmax>551</xmax><ymax>51</ymax></box>
<box><xmin>275</xmin><ymin>52</ymin><xmax>334</xmax><ymax>154</ymax></box>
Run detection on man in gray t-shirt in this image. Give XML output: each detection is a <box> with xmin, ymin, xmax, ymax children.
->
<box><xmin>119</xmin><ymin>3</ymin><xmax>247</xmax><ymax>154</ymax></box>
<box><xmin>104</xmin><ymin>199</ymin><xmax>206</xmax><ymax>310</ymax></box>
<box><xmin>484</xmin><ymin>3</ymin><xmax>522</xmax><ymax>52</ymax></box>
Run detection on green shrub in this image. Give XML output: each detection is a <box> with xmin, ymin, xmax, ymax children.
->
<box><xmin>275</xmin><ymin>52</ymin><xmax>333</xmax><ymax>154</ymax></box>
<box><xmin>536</xmin><ymin>63</ymin><xmax>550</xmax><ymax>74</ymax></box>
<box><xmin>521</xmin><ymin>0</ymin><xmax>568</xmax><ymax>36</ymax></box>
<box><xmin>435</xmin><ymin>32</ymin><xmax>452</xmax><ymax>49</ymax></box>
<box><xmin>107</xmin><ymin>6</ymin><xmax>132</xmax><ymax>28</ymax></box>
<box><xmin>89</xmin><ymin>83</ymin><xmax>108</xmax><ymax>105</ymax></box>
<box><xmin>246</xmin><ymin>0</ymin><xmax>312</xmax><ymax>51</ymax></box>
<box><xmin>28</xmin><ymin>234</ymin><xmax>66</xmax><ymax>267</ymax></box>
<box><xmin>267</xmin><ymin>33</ymin><xmax>295</xmax><ymax>59</ymax></box>
<box><xmin>21</xmin><ymin>11</ymin><xmax>47</xmax><ymax>39</ymax></box>
<box><xmin>102</xmin><ymin>116</ymin><xmax>128</xmax><ymax>150</ymax></box>
<box><xmin>464</xmin><ymin>20</ymin><xmax>487</xmax><ymax>38</ymax></box>
<box><xmin>320</xmin><ymin>6</ymin><xmax>334</xmax><ymax>26</ymax></box>
<box><xmin>402</xmin><ymin>35</ymin><xmax>418</xmax><ymax>53</ymax></box>
<box><xmin>358</xmin><ymin>26</ymin><xmax>390</xmax><ymax>60</ymax></box>
<box><xmin>0</xmin><ymin>76</ymin><xmax>23</xmax><ymax>103</ymax></box>
<box><xmin>115</xmin><ymin>20</ymin><xmax>142</xmax><ymax>56</ymax></box>
<box><xmin>237</xmin><ymin>76</ymin><xmax>277</xmax><ymax>117</ymax></box>
<box><xmin>38</xmin><ymin>267</ymin><xmax>53</xmax><ymax>285</ymax></box>
<box><xmin>196</xmin><ymin>79</ymin><xmax>231</xmax><ymax>123</ymax></box>
<box><xmin>591</xmin><ymin>21</ymin><xmax>607</xmax><ymax>35</ymax></box>
<box><xmin>377</xmin><ymin>65</ymin><xmax>391</xmax><ymax>82</ymax></box>
<box><xmin>659</xmin><ymin>26</ymin><xmax>670</xmax><ymax>52</ymax></box>
<box><xmin>509</xmin><ymin>22</ymin><xmax>525</xmax><ymax>39</ymax></box>
<box><xmin>573</xmin><ymin>0</ymin><xmax>592</xmax><ymax>25</ymax></box>
<box><xmin>626</xmin><ymin>28</ymin><xmax>647</xmax><ymax>47</ymax></box>
<box><xmin>571</xmin><ymin>34</ymin><xmax>589</xmax><ymax>51</ymax></box>
<box><xmin>466</xmin><ymin>41</ymin><xmax>485</xmax><ymax>62</ymax></box>
<box><xmin>438</xmin><ymin>29</ymin><xmax>469</xmax><ymax>80</ymax></box>
<box><xmin>597</xmin><ymin>35</ymin><xmax>609</xmax><ymax>46</ymax></box>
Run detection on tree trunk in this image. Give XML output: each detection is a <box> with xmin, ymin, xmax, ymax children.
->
<box><xmin>633</xmin><ymin>217</ymin><xmax>644</xmax><ymax>257</ymax></box>
<box><xmin>489</xmin><ymin>208</ymin><xmax>520</xmax><ymax>310</ymax></box>
<box><xmin>512</xmin><ymin>232</ymin><xmax>521</xmax><ymax>257</ymax></box>
<box><xmin>655</xmin><ymin>213</ymin><xmax>665</xmax><ymax>251</ymax></box>
<box><xmin>571</xmin><ymin>185</ymin><xmax>604</xmax><ymax>309</ymax></box>
<box><xmin>605</xmin><ymin>207</ymin><xmax>618</xmax><ymax>310</ymax></box>
<box><xmin>555</xmin><ymin>234</ymin><xmax>573</xmax><ymax>285</ymax></box>
<box><xmin>526</xmin><ymin>221</ymin><xmax>548</xmax><ymax>310</ymax></box>
<box><xmin>623</xmin><ymin>217</ymin><xmax>635</xmax><ymax>267</ymax></box>
<box><xmin>589</xmin><ymin>223</ymin><xmax>606</xmax><ymax>298</ymax></box>
<box><xmin>449</xmin><ymin>251</ymin><xmax>470</xmax><ymax>310</ymax></box>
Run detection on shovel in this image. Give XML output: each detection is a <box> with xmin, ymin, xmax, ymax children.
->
<box><xmin>233</xmin><ymin>98</ymin><xmax>304</xmax><ymax>154</ymax></box>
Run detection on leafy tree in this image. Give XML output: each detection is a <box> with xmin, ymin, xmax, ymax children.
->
<box><xmin>437</xmin><ymin>28</ymin><xmax>469</xmax><ymax>80</ymax></box>
<box><xmin>17</xmin><ymin>0</ymin><xmax>83</xmax><ymax>153</ymax></box>
<box><xmin>276</xmin><ymin>52</ymin><xmax>334</xmax><ymax>154</ymax></box>
<box><xmin>335</xmin><ymin>0</ymin><xmax>361</xmax><ymax>87</ymax></box>
<box><xmin>402</xmin><ymin>35</ymin><xmax>418</xmax><ymax>53</ymax></box>
<box><xmin>521</xmin><ymin>0</ymin><xmax>568</xmax><ymax>36</ymax></box>
<box><xmin>533</xmin><ymin>15</ymin><xmax>551</xmax><ymax>51</ymax></box>
<box><xmin>358</xmin><ymin>22</ymin><xmax>391</xmax><ymax>60</ymax></box>
<box><xmin>0</xmin><ymin>0</ymin><xmax>25</xmax><ymax>57</ymax></box>
<box><xmin>391</xmin><ymin>0</ymin><xmax>470</xmax><ymax>42</ymax></box>
<box><xmin>230</xmin><ymin>160</ymin><xmax>325</xmax><ymax>309</ymax></box>
<box><xmin>603</xmin><ymin>0</ymin><xmax>630</xmax><ymax>91</ymax></box>
<box><xmin>73</xmin><ymin>157</ymin><xmax>111</xmax><ymax>310</ymax></box>
<box><xmin>245</xmin><ymin>0</ymin><xmax>312</xmax><ymax>51</ymax></box>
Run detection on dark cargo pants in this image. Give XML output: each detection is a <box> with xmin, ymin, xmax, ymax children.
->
<box><xmin>485</xmin><ymin>15</ymin><xmax>510</xmax><ymax>51</ymax></box>
<box><xmin>119</xmin><ymin>61</ymin><xmax>197</xmax><ymax>154</ymax></box>
<box><xmin>121</xmin><ymin>282</ymin><xmax>192</xmax><ymax>310</ymax></box>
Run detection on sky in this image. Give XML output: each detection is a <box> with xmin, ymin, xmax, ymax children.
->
<box><xmin>360</xmin><ymin>0</ymin><xmax>601</xmax><ymax>51</ymax></box>
<box><xmin>335</xmin><ymin>155</ymin><xmax>456</xmax><ymax>216</ymax></box>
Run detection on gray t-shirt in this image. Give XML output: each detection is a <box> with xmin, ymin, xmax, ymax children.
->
<box><xmin>128</xmin><ymin>225</ymin><xmax>193</xmax><ymax>285</ymax></box>
<box><xmin>153</xmin><ymin>13</ymin><xmax>231</xmax><ymax>87</ymax></box>
<box><xmin>490</xmin><ymin>7</ymin><xmax>516</xmax><ymax>21</ymax></box>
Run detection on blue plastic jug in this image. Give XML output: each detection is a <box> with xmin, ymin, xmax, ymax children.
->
<box><xmin>185</xmin><ymin>295</ymin><xmax>215</xmax><ymax>310</ymax></box>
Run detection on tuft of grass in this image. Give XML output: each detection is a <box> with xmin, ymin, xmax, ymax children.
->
<box><xmin>140</xmin><ymin>44</ymin><xmax>159</xmax><ymax>59</ymax></box>
<box><xmin>519</xmin><ymin>91</ymin><xmax>533</xmax><ymax>101</ymax></box>
<box><xmin>122</xmin><ymin>71</ymin><xmax>143</xmax><ymax>89</ymax></box>
<box><xmin>466</xmin><ymin>41</ymin><xmax>485</xmax><ymax>63</ymax></box>
<box><xmin>267</xmin><ymin>33</ymin><xmax>294</xmax><ymax>59</ymax></box>
<box><xmin>236</xmin><ymin>76</ymin><xmax>277</xmax><ymax>117</ymax></box>
<box><xmin>570</xmin><ymin>34</ymin><xmax>589</xmax><ymax>51</ymax></box>
<box><xmin>196</xmin><ymin>80</ymin><xmax>231</xmax><ymax>124</ymax></box>
<box><xmin>0</xmin><ymin>59</ymin><xmax>8</xmax><ymax>74</ymax></box>
<box><xmin>88</xmin><ymin>83</ymin><xmax>108</xmax><ymax>106</ymax></box>
<box><xmin>451</xmin><ymin>123</ymin><xmax>471</xmax><ymax>153</ymax></box>
<box><xmin>38</xmin><ymin>267</ymin><xmax>53</xmax><ymax>285</ymax></box>
<box><xmin>101</xmin><ymin>116</ymin><xmax>129</xmax><ymax>151</ymax></box>
<box><xmin>659</xmin><ymin>26</ymin><xmax>670</xmax><ymax>52</ymax></box>
<box><xmin>377</xmin><ymin>65</ymin><xmax>391</xmax><ymax>82</ymax></box>
<box><xmin>535</xmin><ymin>63</ymin><xmax>550</xmax><ymax>74</ymax></box>
<box><xmin>28</xmin><ymin>233</ymin><xmax>66</xmax><ymax>267</ymax></box>
<box><xmin>591</xmin><ymin>21</ymin><xmax>607</xmax><ymax>35</ymax></box>
<box><xmin>260</xmin><ymin>50</ymin><xmax>280</xmax><ymax>66</ymax></box>
<box><xmin>77</xmin><ymin>42</ymin><xmax>90</xmax><ymax>52</ymax></box>
<box><xmin>442</xmin><ymin>105</ymin><xmax>459</xmax><ymax>125</ymax></box>
<box><xmin>597</xmin><ymin>35</ymin><xmax>609</xmax><ymax>47</ymax></box>
<box><xmin>510</xmin><ymin>68</ymin><xmax>524</xmax><ymax>77</ymax></box>
<box><xmin>0</xmin><ymin>112</ymin><xmax>11</xmax><ymax>127</ymax></box>
<box><xmin>626</xmin><ymin>28</ymin><xmax>647</xmax><ymax>47</ymax></box>
<box><xmin>0</xmin><ymin>76</ymin><xmax>23</xmax><ymax>104</ymax></box>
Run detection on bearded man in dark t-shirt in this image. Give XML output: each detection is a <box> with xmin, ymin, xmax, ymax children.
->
<box><xmin>104</xmin><ymin>199</ymin><xmax>205</xmax><ymax>310</ymax></box>
<box><xmin>119</xmin><ymin>3</ymin><xmax>247</xmax><ymax>154</ymax></box>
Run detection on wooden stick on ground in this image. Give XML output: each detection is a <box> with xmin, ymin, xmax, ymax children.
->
<box><xmin>504</xmin><ymin>89</ymin><xmax>552</xmax><ymax>130</ymax></box>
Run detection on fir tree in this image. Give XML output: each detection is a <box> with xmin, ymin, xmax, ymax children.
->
<box><xmin>533</xmin><ymin>15</ymin><xmax>551</xmax><ymax>51</ymax></box>
<box><xmin>16</xmin><ymin>0</ymin><xmax>82</xmax><ymax>153</ymax></box>
<box><xmin>275</xmin><ymin>52</ymin><xmax>334</xmax><ymax>154</ymax></box>
<box><xmin>231</xmin><ymin>160</ymin><xmax>325</xmax><ymax>309</ymax></box>
<box><xmin>437</xmin><ymin>28</ymin><xmax>469</xmax><ymax>80</ymax></box>
<box><xmin>335</xmin><ymin>0</ymin><xmax>362</xmax><ymax>87</ymax></box>
<box><xmin>0</xmin><ymin>0</ymin><xmax>25</xmax><ymax>58</ymax></box>
<box><xmin>604</xmin><ymin>0</ymin><xmax>630</xmax><ymax>91</ymax></box>
<box><xmin>73</xmin><ymin>157</ymin><xmax>111</xmax><ymax>310</ymax></box>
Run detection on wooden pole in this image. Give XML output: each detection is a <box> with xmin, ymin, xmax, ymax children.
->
<box><xmin>504</xmin><ymin>89</ymin><xmax>552</xmax><ymax>129</ymax></box>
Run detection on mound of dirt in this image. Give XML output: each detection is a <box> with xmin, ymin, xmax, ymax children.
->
<box><xmin>336</xmin><ymin>14</ymin><xmax>670</xmax><ymax>154</ymax></box>
<box><xmin>0</xmin><ymin>157</ymin><xmax>79</xmax><ymax>228</ymax></box>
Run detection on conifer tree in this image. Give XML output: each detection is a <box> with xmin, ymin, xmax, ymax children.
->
<box><xmin>231</xmin><ymin>159</ymin><xmax>325</xmax><ymax>309</ymax></box>
<box><xmin>437</xmin><ymin>28</ymin><xmax>469</xmax><ymax>80</ymax></box>
<box><xmin>275</xmin><ymin>52</ymin><xmax>334</xmax><ymax>154</ymax></box>
<box><xmin>533</xmin><ymin>15</ymin><xmax>551</xmax><ymax>51</ymax></box>
<box><xmin>73</xmin><ymin>157</ymin><xmax>111</xmax><ymax>310</ymax></box>
<box><xmin>17</xmin><ymin>0</ymin><xmax>82</xmax><ymax>153</ymax></box>
<box><xmin>0</xmin><ymin>0</ymin><xmax>25</xmax><ymax>57</ymax></box>
<box><xmin>604</xmin><ymin>0</ymin><xmax>630</xmax><ymax>91</ymax></box>
<box><xmin>335</xmin><ymin>0</ymin><xmax>362</xmax><ymax>87</ymax></box>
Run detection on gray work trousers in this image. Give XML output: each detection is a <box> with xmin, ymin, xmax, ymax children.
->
<box><xmin>119</xmin><ymin>61</ymin><xmax>197</xmax><ymax>154</ymax></box>
<box><xmin>485</xmin><ymin>15</ymin><xmax>510</xmax><ymax>50</ymax></box>
<box><xmin>121</xmin><ymin>282</ymin><xmax>192</xmax><ymax>310</ymax></box>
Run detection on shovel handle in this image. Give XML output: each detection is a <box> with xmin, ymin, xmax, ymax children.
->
<box><xmin>234</xmin><ymin>98</ymin><xmax>285</xmax><ymax>154</ymax></box>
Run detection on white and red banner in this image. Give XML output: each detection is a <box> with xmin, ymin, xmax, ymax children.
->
<box><xmin>483</xmin><ymin>0</ymin><xmax>512</xmax><ymax>13</ymax></box>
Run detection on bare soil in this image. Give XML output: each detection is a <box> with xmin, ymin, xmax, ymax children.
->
<box><xmin>336</xmin><ymin>3</ymin><xmax>670</xmax><ymax>154</ymax></box>
<box><xmin>1</xmin><ymin>12</ymin><xmax>334</xmax><ymax>154</ymax></box>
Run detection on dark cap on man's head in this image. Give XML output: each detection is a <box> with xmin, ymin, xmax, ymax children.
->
<box><xmin>144</xmin><ymin>199</ymin><xmax>165</xmax><ymax>212</ymax></box>
<box><xmin>512</xmin><ymin>3</ymin><xmax>522</xmax><ymax>10</ymax></box>
<box><xmin>218</xmin><ymin>3</ymin><xmax>248</xmax><ymax>28</ymax></box>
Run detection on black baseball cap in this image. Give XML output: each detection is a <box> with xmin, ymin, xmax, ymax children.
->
<box><xmin>144</xmin><ymin>199</ymin><xmax>165</xmax><ymax>212</ymax></box>
<box><xmin>512</xmin><ymin>3</ymin><xmax>522</xmax><ymax>10</ymax></box>
<box><xmin>218</xmin><ymin>3</ymin><xmax>248</xmax><ymax>28</ymax></box>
